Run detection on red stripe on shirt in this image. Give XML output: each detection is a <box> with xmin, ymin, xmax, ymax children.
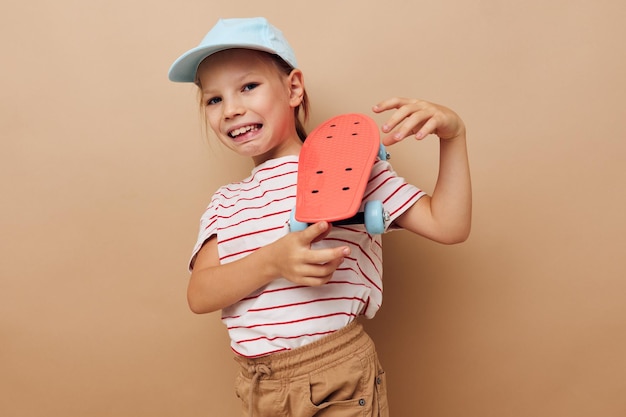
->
<box><xmin>227</xmin><ymin>312</ymin><xmax>358</xmax><ymax>330</ymax></box>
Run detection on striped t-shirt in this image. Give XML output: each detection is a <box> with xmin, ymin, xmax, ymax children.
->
<box><xmin>190</xmin><ymin>155</ymin><xmax>424</xmax><ymax>357</ymax></box>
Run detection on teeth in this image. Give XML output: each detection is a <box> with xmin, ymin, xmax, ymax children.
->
<box><xmin>230</xmin><ymin>125</ymin><xmax>259</xmax><ymax>138</ymax></box>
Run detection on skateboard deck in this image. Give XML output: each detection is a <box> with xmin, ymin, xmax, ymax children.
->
<box><xmin>295</xmin><ymin>113</ymin><xmax>380</xmax><ymax>223</ymax></box>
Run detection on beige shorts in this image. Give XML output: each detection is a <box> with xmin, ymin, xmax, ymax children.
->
<box><xmin>233</xmin><ymin>321</ymin><xmax>389</xmax><ymax>417</ymax></box>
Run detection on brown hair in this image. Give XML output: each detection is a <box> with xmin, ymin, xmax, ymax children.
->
<box><xmin>195</xmin><ymin>51</ymin><xmax>310</xmax><ymax>142</ymax></box>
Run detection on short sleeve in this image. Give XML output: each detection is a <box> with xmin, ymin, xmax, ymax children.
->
<box><xmin>188</xmin><ymin>195</ymin><xmax>220</xmax><ymax>271</ymax></box>
<box><xmin>364</xmin><ymin>160</ymin><xmax>426</xmax><ymax>231</ymax></box>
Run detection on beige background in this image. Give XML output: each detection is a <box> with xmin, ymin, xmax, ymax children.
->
<box><xmin>2</xmin><ymin>0</ymin><xmax>625</xmax><ymax>416</ymax></box>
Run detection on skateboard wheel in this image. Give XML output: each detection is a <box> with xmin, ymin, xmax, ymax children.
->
<box><xmin>364</xmin><ymin>200</ymin><xmax>385</xmax><ymax>234</ymax></box>
<box><xmin>289</xmin><ymin>207</ymin><xmax>308</xmax><ymax>232</ymax></box>
<box><xmin>378</xmin><ymin>144</ymin><xmax>389</xmax><ymax>161</ymax></box>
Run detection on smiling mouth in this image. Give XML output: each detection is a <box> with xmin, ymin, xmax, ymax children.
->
<box><xmin>229</xmin><ymin>124</ymin><xmax>262</xmax><ymax>138</ymax></box>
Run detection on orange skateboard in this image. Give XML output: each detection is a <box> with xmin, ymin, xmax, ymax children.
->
<box><xmin>290</xmin><ymin>113</ymin><xmax>389</xmax><ymax>234</ymax></box>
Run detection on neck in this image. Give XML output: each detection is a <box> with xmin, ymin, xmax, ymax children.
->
<box><xmin>252</xmin><ymin>137</ymin><xmax>303</xmax><ymax>166</ymax></box>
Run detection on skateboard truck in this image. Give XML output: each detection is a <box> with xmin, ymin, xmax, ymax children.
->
<box><xmin>290</xmin><ymin>199</ymin><xmax>391</xmax><ymax>234</ymax></box>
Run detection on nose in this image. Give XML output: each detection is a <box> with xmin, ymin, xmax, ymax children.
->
<box><xmin>222</xmin><ymin>97</ymin><xmax>245</xmax><ymax>120</ymax></box>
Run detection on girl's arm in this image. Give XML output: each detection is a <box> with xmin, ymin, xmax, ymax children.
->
<box><xmin>373</xmin><ymin>97</ymin><xmax>472</xmax><ymax>244</ymax></box>
<box><xmin>187</xmin><ymin>221</ymin><xmax>351</xmax><ymax>314</ymax></box>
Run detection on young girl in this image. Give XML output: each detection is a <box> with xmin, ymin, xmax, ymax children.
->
<box><xmin>169</xmin><ymin>17</ymin><xmax>471</xmax><ymax>417</ymax></box>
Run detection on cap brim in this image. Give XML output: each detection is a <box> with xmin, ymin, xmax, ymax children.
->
<box><xmin>168</xmin><ymin>44</ymin><xmax>279</xmax><ymax>83</ymax></box>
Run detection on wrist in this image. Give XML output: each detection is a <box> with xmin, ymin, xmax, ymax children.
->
<box><xmin>256</xmin><ymin>244</ymin><xmax>281</xmax><ymax>284</ymax></box>
<box><xmin>440</xmin><ymin>129</ymin><xmax>466</xmax><ymax>144</ymax></box>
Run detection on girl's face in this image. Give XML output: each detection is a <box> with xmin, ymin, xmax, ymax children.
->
<box><xmin>196</xmin><ymin>49</ymin><xmax>305</xmax><ymax>166</ymax></box>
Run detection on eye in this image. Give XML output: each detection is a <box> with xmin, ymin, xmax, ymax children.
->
<box><xmin>206</xmin><ymin>96</ymin><xmax>221</xmax><ymax>106</ymax></box>
<box><xmin>242</xmin><ymin>82</ymin><xmax>259</xmax><ymax>92</ymax></box>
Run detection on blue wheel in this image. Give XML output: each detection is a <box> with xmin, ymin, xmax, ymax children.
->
<box><xmin>289</xmin><ymin>207</ymin><xmax>308</xmax><ymax>232</ymax></box>
<box><xmin>364</xmin><ymin>200</ymin><xmax>385</xmax><ymax>234</ymax></box>
<box><xmin>378</xmin><ymin>144</ymin><xmax>389</xmax><ymax>161</ymax></box>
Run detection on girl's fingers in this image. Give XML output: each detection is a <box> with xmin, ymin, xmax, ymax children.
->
<box><xmin>372</xmin><ymin>97</ymin><xmax>407</xmax><ymax>113</ymax></box>
<box><xmin>376</xmin><ymin>98</ymin><xmax>463</xmax><ymax>143</ymax></box>
<box><xmin>379</xmin><ymin>101</ymin><xmax>418</xmax><ymax>132</ymax></box>
<box><xmin>299</xmin><ymin>221</ymin><xmax>330</xmax><ymax>244</ymax></box>
<box><xmin>381</xmin><ymin>108</ymin><xmax>430</xmax><ymax>144</ymax></box>
<box><xmin>306</xmin><ymin>245</ymin><xmax>350</xmax><ymax>265</ymax></box>
<box><xmin>415</xmin><ymin>116</ymin><xmax>439</xmax><ymax>140</ymax></box>
<box><xmin>289</xmin><ymin>251</ymin><xmax>347</xmax><ymax>286</ymax></box>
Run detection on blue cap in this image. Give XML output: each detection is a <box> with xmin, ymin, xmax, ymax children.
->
<box><xmin>168</xmin><ymin>17</ymin><xmax>298</xmax><ymax>83</ymax></box>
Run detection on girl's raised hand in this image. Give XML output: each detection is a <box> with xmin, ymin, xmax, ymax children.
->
<box><xmin>372</xmin><ymin>97</ymin><xmax>465</xmax><ymax>146</ymax></box>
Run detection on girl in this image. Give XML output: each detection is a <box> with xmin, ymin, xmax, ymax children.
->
<box><xmin>169</xmin><ymin>17</ymin><xmax>471</xmax><ymax>417</ymax></box>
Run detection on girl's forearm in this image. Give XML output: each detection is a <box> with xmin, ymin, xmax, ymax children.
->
<box><xmin>187</xmin><ymin>244</ymin><xmax>277</xmax><ymax>314</ymax></box>
<box><xmin>429</xmin><ymin>133</ymin><xmax>472</xmax><ymax>242</ymax></box>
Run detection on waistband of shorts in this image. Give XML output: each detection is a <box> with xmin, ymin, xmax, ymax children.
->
<box><xmin>234</xmin><ymin>320</ymin><xmax>372</xmax><ymax>379</ymax></box>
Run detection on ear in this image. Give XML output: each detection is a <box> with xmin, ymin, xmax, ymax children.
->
<box><xmin>287</xmin><ymin>69</ymin><xmax>305</xmax><ymax>108</ymax></box>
